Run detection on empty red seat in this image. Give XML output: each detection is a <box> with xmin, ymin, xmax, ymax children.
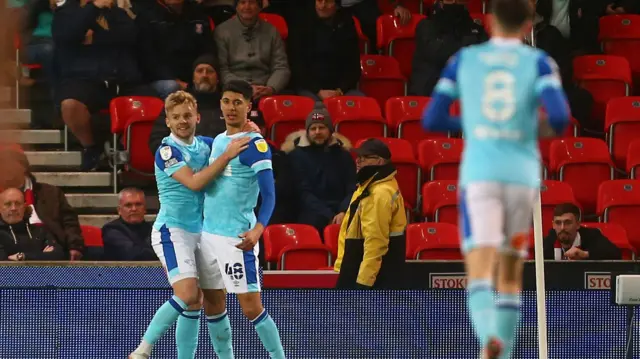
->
<box><xmin>353</xmin><ymin>16</ymin><xmax>369</xmax><ymax>53</ymax></box>
<box><xmin>605</xmin><ymin>97</ymin><xmax>640</xmax><ymax>169</ymax></box>
<box><xmin>549</xmin><ymin>138</ymin><xmax>614</xmax><ymax>214</ymax></box>
<box><xmin>418</xmin><ymin>138</ymin><xmax>463</xmax><ymax>181</ymax></box>
<box><xmin>582</xmin><ymin>222</ymin><xmax>635</xmax><ymax>259</ymax></box>
<box><xmin>406</xmin><ymin>222</ymin><xmax>461</xmax><ymax>260</ymax></box>
<box><xmin>385</xmin><ymin>96</ymin><xmax>447</xmax><ymax>148</ymax></box>
<box><xmin>323</xmin><ymin>224</ymin><xmax>341</xmax><ymax>262</ymax></box>
<box><xmin>573</xmin><ymin>55</ymin><xmax>632</xmax><ymax>123</ymax></box>
<box><xmin>360</xmin><ymin>55</ymin><xmax>406</xmax><ymax>110</ymax></box>
<box><xmin>261</xmin><ymin>96</ymin><xmax>315</xmax><ymax>147</ymax></box>
<box><xmin>324</xmin><ymin>96</ymin><xmax>387</xmax><ymax>144</ymax></box>
<box><xmin>376</xmin><ymin>13</ymin><xmax>426</xmax><ymax>78</ymax></box>
<box><xmin>599</xmin><ymin>15</ymin><xmax>640</xmax><ymax>84</ymax></box>
<box><xmin>597</xmin><ymin>180</ymin><xmax>640</xmax><ymax>251</ymax></box>
<box><xmin>263</xmin><ymin>224</ymin><xmax>332</xmax><ymax>270</ymax></box>
<box><xmin>82</xmin><ymin>225</ymin><xmax>104</xmax><ymax>247</ymax></box>
<box><xmin>540</xmin><ymin>180</ymin><xmax>579</xmax><ymax>235</ymax></box>
<box><xmin>259</xmin><ymin>13</ymin><xmax>288</xmax><ymax>40</ymax></box>
<box><xmin>628</xmin><ymin>139</ymin><xmax>640</xmax><ymax>179</ymax></box>
<box><xmin>421</xmin><ymin>180</ymin><xmax>459</xmax><ymax>224</ymax></box>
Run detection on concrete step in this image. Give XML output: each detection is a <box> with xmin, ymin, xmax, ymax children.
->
<box><xmin>26</xmin><ymin>151</ymin><xmax>80</xmax><ymax>167</ymax></box>
<box><xmin>0</xmin><ymin>109</ymin><xmax>30</xmax><ymax>127</ymax></box>
<box><xmin>66</xmin><ymin>193</ymin><xmax>159</xmax><ymax>211</ymax></box>
<box><xmin>32</xmin><ymin>172</ymin><xmax>112</xmax><ymax>187</ymax></box>
<box><xmin>79</xmin><ymin>214</ymin><xmax>156</xmax><ymax>228</ymax></box>
<box><xmin>1</xmin><ymin>129</ymin><xmax>62</xmax><ymax>145</ymax></box>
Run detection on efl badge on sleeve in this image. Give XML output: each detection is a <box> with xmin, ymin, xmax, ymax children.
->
<box><xmin>255</xmin><ymin>139</ymin><xmax>269</xmax><ymax>153</ymax></box>
<box><xmin>160</xmin><ymin>146</ymin><xmax>172</xmax><ymax>160</ymax></box>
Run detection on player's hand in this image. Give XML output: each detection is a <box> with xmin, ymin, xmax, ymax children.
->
<box><xmin>237</xmin><ymin>224</ymin><xmax>264</xmax><ymax>251</ymax></box>
<box><xmin>332</xmin><ymin>212</ymin><xmax>345</xmax><ymax>225</ymax></box>
<box><xmin>223</xmin><ymin>137</ymin><xmax>251</xmax><ymax>160</ymax></box>
<box><xmin>564</xmin><ymin>247</ymin><xmax>589</xmax><ymax>260</ymax></box>
<box><xmin>241</xmin><ymin>120</ymin><xmax>261</xmax><ymax>134</ymax></box>
<box><xmin>69</xmin><ymin>249</ymin><xmax>83</xmax><ymax>261</ymax></box>
<box><xmin>393</xmin><ymin>6</ymin><xmax>411</xmax><ymax>25</ymax></box>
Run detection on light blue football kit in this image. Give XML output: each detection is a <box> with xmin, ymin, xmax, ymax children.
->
<box><xmin>422</xmin><ymin>38</ymin><xmax>570</xmax><ymax>358</ymax></box>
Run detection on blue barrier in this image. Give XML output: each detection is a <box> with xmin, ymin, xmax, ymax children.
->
<box><xmin>0</xmin><ymin>266</ymin><xmax>636</xmax><ymax>358</ymax></box>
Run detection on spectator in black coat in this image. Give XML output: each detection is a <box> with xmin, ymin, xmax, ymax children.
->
<box><xmin>0</xmin><ymin>188</ymin><xmax>64</xmax><ymax>261</ymax></box>
<box><xmin>281</xmin><ymin>103</ymin><xmax>356</xmax><ymax>235</ymax></box>
<box><xmin>136</xmin><ymin>0</ymin><xmax>216</xmax><ymax>99</ymax></box>
<box><xmin>53</xmin><ymin>0</ymin><xmax>155</xmax><ymax>171</ymax></box>
<box><xmin>102</xmin><ymin>188</ymin><xmax>155</xmax><ymax>261</ymax></box>
<box><xmin>543</xmin><ymin>203</ymin><xmax>621</xmax><ymax>260</ymax></box>
<box><xmin>409</xmin><ymin>0</ymin><xmax>487</xmax><ymax>96</ymax></box>
<box><xmin>287</xmin><ymin>0</ymin><xmax>363</xmax><ymax>101</ymax></box>
<box><xmin>148</xmin><ymin>54</ymin><xmax>225</xmax><ymax>153</ymax></box>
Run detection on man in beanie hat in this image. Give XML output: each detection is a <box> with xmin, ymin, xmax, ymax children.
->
<box><xmin>334</xmin><ymin>138</ymin><xmax>407</xmax><ymax>289</ymax></box>
<box><xmin>281</xmin><ymin>103</ymin><xmax>356</xmax><ymax>234</ymax></box>
<box><xmin>137</xmin><ymin>0</ymin><xmax>216</xmax><ymax>99</ymax></box>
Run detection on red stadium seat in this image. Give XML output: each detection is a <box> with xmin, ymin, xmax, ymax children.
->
<box><xmin>359</xmin><ymin>55</ymin><xmax>406</xmax><ymax>110</ymax></box>
<box><xmin>469</xmin><ymin>13</ymin><xmax>486</xmax><ymax>27</ymax></box>
<box><xmin>323</xmin><ymin>224</ymin><xmax>341</xmax><ymax>262</ymax></box>
<box><xmin>582</xmin><ymin>222</ymin><xmax>635</xmax><ymax>259</ymax></box>
<box><xmin>605</xmin><ymin>97</ymin><xmax>640</xmax><ymax>170</ymax></box>
<box><xmin>385</xmin><ymin>96</ymin><xmax>447</xmax><ymax>149</ymax></box>
<box><xmin>376</xmin><ymin>13</ymin><xmax>426</xmax><ymax>78</ymax></box>
<box><xmin>628</xmin><ymin>139</ymin><xmax>640</xmax><ymax>179</ymax></box>
<box><xmin>261</xmin><ymin>96</ymin><xmax>316</xmax><ymax>147</ymax></box>
<box><xmin>599</xmin><ymin>15</ymin><xmax>640</xmax><ymax>84</ymax></box>
<box><xmin>421</xmin><ymin>180</ymin><xmax>458</xmax><ymax>224</ymax></box>
<box><xmin>597</xmin><ymin>180</ymin><xmax>640</xmax><ymax>251</ymax></box>
<box><xmin>263</xmin><ymin>224</ymin><xmax>332</xmax><ymax>270</ymax></box>
<box><xmin>110</xmin><ymin>96</ymin><xmax>165</xmax><ymax>189</ymax></box>
<box><xmin>353</xmin><ymin>16</ymin><xmax>369</xmax><ymax>53</ymax></box>
<box><xmin>323</xmin><ymin>96</ymin><xmax>387</xmax><ymax>144</ymax></box>
<box><xmin>540</xmin><ymin>180</ymin><xmax>579</xmax><ymax>235</ymax></box>
<box><xmin>417</xmin><ymin>138</ymin><xmax>463</xmax><ymax>181</ymax></box>
<box><xmin>573</xmin><ymin>55</ymin><xmax>632</xmax><ymax>124</ymax></box>
<box><xmin>259</xmin><ymin>13</ymin><xmax>288</xmax><ymax>40</ymax></box>
<box><xmin>406</xmin><ymin>222</ymin><xmax>461</xmax><ymax>260</ymax></box>
<box><xmin>379</xmin><ymin>0</ymin><xmax>420</xmax><ymax>14</ymax></box>
<box><xmin>81</xmin><ymin>225</ymin><xmax>103</xmax><ymax>247</ymax></box>
<box><xmin>549</xmin><ymin>138</ymin><xmax>614</xmax><ymax>215</ymax></box>
<box><xmin>357</xmin><ymin>138</ymin><xmax>420</xmax><ymax>209</ymax></box>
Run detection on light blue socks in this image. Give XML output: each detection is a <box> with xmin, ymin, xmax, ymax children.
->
<box><xmin>206</xmin><ymin>310</ymin><xmax>234</xmax><ymax>359</ymax></box>
<box><xmin>496</xmin><ymin>293</ymin><xmax>521</xmax><ymax>358</ymax></box>
<box><xmin>252</xmin><ymin>310</ymin><xmax>285</xmax><ymax>359</ymax></box>
<box><xmin>466</xmin><ymin>279</ymin><xmax>496</xmax><ymax>347</ymax></box>
<box><xmin>142</xmin><ymin>295</ymin><xmax>188</xmax><ymax>345</ymax></box>
<box><xmin>176</xmin><ymin>309</ymin><xmax>201</xmax><ymax>359</ymax></box>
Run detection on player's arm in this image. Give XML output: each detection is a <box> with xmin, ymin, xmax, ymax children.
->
<box><xmin>356</xmin><ymin>191</ymin><xmax>393</xmax><ymax>288</ymax></box>
<box><xmin>535</xmin><ymin>54</ymin><xmax>571</xmax><ymax>135</ymax></box>
<box><xmin>421</xmin><ymin>54</ymin><xmax>462</xmax><ymax>132</ymax></box>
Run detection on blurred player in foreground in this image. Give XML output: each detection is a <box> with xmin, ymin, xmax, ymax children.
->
<box><xmin>196</xmin><ymin>80</ymin><xmax>284</xmax><ymax>359</ymax></box>
<box><xmin>130</xmin><ymin>91</ymin><xmax>250</xmax><ymax>359</ymax></box>
<box><xmin>421</xmin><ymin>0</ymin><xmax>570</xmax><ymax>357</ymax></box>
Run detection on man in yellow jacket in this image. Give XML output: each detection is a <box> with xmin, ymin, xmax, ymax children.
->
<box><xmin>334</xmin><ymin>139</ymin><xmax>407</xmax><ymax>289</ymax></box>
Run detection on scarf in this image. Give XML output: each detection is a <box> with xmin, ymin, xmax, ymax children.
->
<box><xmin>23</xmin><ymin>177</ymin><xmax>42</xmax><ymax>225</ymax></box>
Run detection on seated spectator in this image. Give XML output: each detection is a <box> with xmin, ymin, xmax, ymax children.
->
<box><xmin>148</xmin><ymin>54</ymin><xmax>224</xmax><ymax>152</ymax></box>
<box><xmin>0</xmin><ymin>148</ymin><xmax>85</xmax><ymax>260</ymax></box>
<box><xmin>53</xmin><ymin>0</ymin><xmax>155</xmax><ymax>170</ymax></box>
<box><xmin>281</xmin><ymin>103</ymin><xmax>356</xmax><ymax>234</ymax></box>
<box><xmin>102</xmin><ymin>188</ymin><xmax>155</xmax><ymax>261</ymax></box>
<box><xmin>287</xmin><ymin>0</ymin><xmax>364</xmax><ymax>102</ymax></box>
<box><xmin>543</xmin><ymin>203</ymin><xmax>621</xmax><ymax>260</ymax></box>
<box><xmin>341</xmin><ymin>0</ymin><xmax>412</xmax><ymax>48</ymax></box>
<box><xmin>213</xmin><ymin>0</ymin><xmax>290</xmax><ymax>105</ymax></box>
<box><xmin>409</xmin><ymin>0</ymin><xmax>487</xmax><ymax>96</ymax></box>
<box><xmin>136</xmin><ymin>0</ymin><xmax>216</xmax><ymax>99</ymax></box>
<box><xmin>0</xmin><ymin>188</ymin><xmax>65</xmax><ymax>261</ymax></box>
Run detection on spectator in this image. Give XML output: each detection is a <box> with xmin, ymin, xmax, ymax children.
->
<box><xmin>148</xmin><ymin>54</ymin><xmax>224</xmax><ymax>153</ymax></box>
<box><xmin>287</xmin><ymin>0</ymin><xmax>364</xmax><ymax>102</ymax></box>
<box><xmin>136</xmin><ymin>0</ymin><xmax>216</xmax><ymax>99</ymax></box>
<box><xmin>334</xmin><ymin>139</ymin><xmax>407</xmax><ymax>289</ymax></box>
<box><xmin>0</xmin><ymin>148</ymin><xmax>84</xmax><ymax>260</ymax></box>
<box><xmin>342</xmin><ymin>0</ymin><xmax>411</xmax><ymax>48</ymax></box>
<box><xmin>282</xmin><ymin>104</ymin><xmax>356</xmax><ymax>234</ymax></box>
<box><xmin>265</xmin><ymin>141</ymin><xmax>296</xmax><ymax>225</ymax></box>
<box><xmin>213</xmin><ymin>0</ymin><xmax>290</xmax><ymax>103</ymax></box>
<box><xmin>0</xmin><ymin>188</ymin><xmax>65</xmax><ymax>261</ymax></box>
<box><xmin>409</xmin><ymin>0</ymin><xmax>487</xmax><ymax>96</ymax></box>
<box><xmin>543</xmin><ymin>203</ymin><xmax>621</xmax><ymax>260</ymax></box>
<box><xmin>53</xmin><ymin>0</ymin><xmax>155</xmax><ymax>171</ymax></box>
<box><xmin>102</xmin><ymin>187</ymin><xmax>155</xmax><ymax>261</ymax></box>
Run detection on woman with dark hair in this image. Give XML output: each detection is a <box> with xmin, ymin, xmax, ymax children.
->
<box><xmin>0</xmin><ymin>148</ymin><xmax>84</xmax><ymax>260</ymax></box>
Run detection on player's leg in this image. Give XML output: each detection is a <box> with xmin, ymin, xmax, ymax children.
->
<box><xmin>237</xmin><ymin>292</ymin><xmax>285</xmax><ymax>359</ymax></box>
<box><xmin>199</xmin><ymin>234</ymin><xmax>234</xmax><ymax>359</ymax></box>
<box><xmin>175</xmin><ymin>288</ymin><xmax>203</xmax><ymax>359</ymax></box>
<box><xmin>495</xmin><ymin>186</ymin><xmax>536</xmax><ymax>359</ymax></box>
<box><xmin>130</xmin><ymin>227</ymin><xmax>201</xmax><ymax>359</ymax></box>
<box><xmin>460</xmin><ymin>184</ymin><xmax>504</xmax><ymax>356</ymax></box>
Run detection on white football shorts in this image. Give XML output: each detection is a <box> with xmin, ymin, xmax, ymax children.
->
<box><xmin>151</xmin><ymin>225</ymin><xmax>200</xmax><ymax>285</ymax></box>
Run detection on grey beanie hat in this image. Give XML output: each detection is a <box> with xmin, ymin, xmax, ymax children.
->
<box><xmin>305</xmin><ymin>102</ymin><xmax>334</xmax><ymax>132</ymax></box>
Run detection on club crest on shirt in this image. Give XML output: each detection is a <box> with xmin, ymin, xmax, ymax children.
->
<box><xmin>160</xmin><ymin>146</ymin><xmax>172</xmax><ymax>160</ymax></box>
<box><xmin>255</xmin><ymin>139</ymin><xmax>268</xmax><ymax>153</ymax></box>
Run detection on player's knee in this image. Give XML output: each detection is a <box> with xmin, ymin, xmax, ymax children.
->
<box><xmin>202</xmin><ymin>289</ymin><xmax>227</xmax><ymax>315</ymax></box>
<box><xmin>187</xmin><ymin>290</ymin><xmax>203</xmax><ymax>310</ymax></box>
<box><xmin>241</xmin><ymin>301</ymin><xmax>264</xmax><ymax>321</ymax></box>
<box><xmin>174</xmin><ymin>286</ymin><xmax>201</xmax><ymax>306</ymax></box>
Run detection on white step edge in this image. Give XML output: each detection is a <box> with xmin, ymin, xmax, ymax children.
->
<box><xmin>79</xmin><ymin>214</ymin><xmax>156</xmax><ymax>227</ymax></box>
<box><xmin>0</xmin><ymin>109</ymin><xmax>30</xmax><ymax>125</ymax></box>
<box><xmin>66</xmin><ymin>193</ymin><xmax>159</xmax><ymax>210</ymax></box>
<box><xmin>32</xmin><ymin>172</ymin><xmax>112</xmax><ymax>187</ymax></box>
<box><xmin>1</xmin><ymin>129</ymin><xmax>62</xmax><ymax>144</ymax></box>
<box><xmin>26</xmin><ymin>151</ymin><xmax>80</xmax><ymax>166</ymax></box>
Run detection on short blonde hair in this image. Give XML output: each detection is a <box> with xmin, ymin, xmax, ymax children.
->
<box><xmin>165</xmin><ymin>90</ymin><xmax>198</xmax><ymax>114</ymax></box>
